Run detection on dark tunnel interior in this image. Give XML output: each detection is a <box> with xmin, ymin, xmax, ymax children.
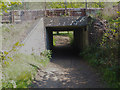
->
<box><xmin>46</xmin><ymin>26</ymin><xmax>87</xmax><ymax>58</ymax></box>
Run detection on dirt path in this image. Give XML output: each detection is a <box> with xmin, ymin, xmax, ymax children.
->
<box><xmin>54</xmin><ymin>35</ymin><xmax>71</xmax><ymax>46</ymax></box>
<box><xmin>30</xmin><ymin>45</ymin><xmax>107</xmax><ymax>88</ymax></box>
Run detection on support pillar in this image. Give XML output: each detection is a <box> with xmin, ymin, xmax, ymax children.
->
<box><xmin>46</xmin><ymin>29</ymin><xmax>53</xmax><ymax>50</ymax></box>
<box><xmin>74</xmin><ymin>27</ymin><xmax>89</xmax><ymax>53</ymax></box>
<box><xmin>74</xmin><ymin>29</ymin><xmax>83</xmax><ymax>53</ymax></box>
<box><xmin>82</xmin><ymin>27</ymin><xmax>89</xmax><ymax>50</ymax></box>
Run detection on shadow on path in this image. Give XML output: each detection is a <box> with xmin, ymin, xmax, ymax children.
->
<box><xmin>30</xmin><ymin>45</ymin><xmax>107</xmax><ymax>88</ymax></box>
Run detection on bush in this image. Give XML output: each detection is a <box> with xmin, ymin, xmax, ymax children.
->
<box><xmin>80</xmin><ymin>45</ymin><xmax>120</xmax><ymax>88</ymax></box>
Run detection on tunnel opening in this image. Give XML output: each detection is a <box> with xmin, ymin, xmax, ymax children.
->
<box><xmin>53</xmin><ymin>31</ymin><xmax>74</xmax><ymax>47</ymax></box>
<box><xmin>46</xmin><ymin>26</ymin><xmax>87</xmax><ymax>59</ymax></box>
<box><xmin>52</xmin><ymin>30</ymin><xmax>75</xmax><ymax>58</ymax></box>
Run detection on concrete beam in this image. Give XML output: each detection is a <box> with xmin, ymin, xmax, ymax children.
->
<box><xmin>44</xmin><ymin>16</ymin><xmax>79</xmax><ymax>27</ymax></box>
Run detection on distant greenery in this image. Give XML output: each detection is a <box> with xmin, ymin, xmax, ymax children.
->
<box><xmin>47</xmin><ymin>2</ymin><xmax>85</xmax><ymax>9</ymax></box>
<box><xmin>47</xmin><ymin>2</ymin><xmax>107</xmax><ymax>9</ymax></box>
<box><xmin>53</xmin><ymin>31</ymin><xmax>73</xmax><ymax>46</ymax></box>
<box><xmin>53</xmin><ymin>37</ymin><xmax>56</xmax><ymax>46</ymax></box>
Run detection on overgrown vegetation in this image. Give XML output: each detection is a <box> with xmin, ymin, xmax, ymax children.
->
<box><xmin>1</xmin><ymin>1</ymin><xmax>52</xmax><ymax>88</ymax></box>
<box><xmin>1</xmin><ymin>22</ymin><xmax>52</xmax><ymax>88</ymax></box>
<box><xmin>1</xmin><ymin>1</ymin><xmax>119</xmax><ymax>88</ymax></box>
<box><xmin>80</xmin><ymin>2</ymin><xmax>120</xmax><ymax>88</ymax></box>
<box><xmin>0</xmin><ymin>1</ymin><xmax>21</xmax><ymax>14</ymax></box>
<box><xmin>47</xmin><ymin>2</ymin><xmax>105</xmax><ymax>9</ymax></box>
<box><xmin>2</xmin><ymin>20</ymin><xmax>37</xmax><ymax>50</ymax></box>
<box><xmin>1</xmin><ymin>50</ymin><xmax>51</xmax><ymax>88</ymax></box>
<box><xmin>53</xmin><ymin>37</ymin><xmax>56</xmax><ymax>46</ymax></box>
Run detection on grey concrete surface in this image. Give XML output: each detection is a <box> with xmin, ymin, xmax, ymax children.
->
<box><xmin>19</xmin><ymin>18</ymin><xmax>46</xmax><ymax>55</ymax></box>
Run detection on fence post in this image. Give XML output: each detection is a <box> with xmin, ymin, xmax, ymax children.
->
<box><xmin>12</xmin><ymin>10</ymin><xmax>14</xmax><ymax>23</ymax></box>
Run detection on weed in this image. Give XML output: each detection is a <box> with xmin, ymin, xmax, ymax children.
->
<box><xmin>2</xmin><ymin>50</ymin><xmax>51</xmax><ymax>88</ymax></box>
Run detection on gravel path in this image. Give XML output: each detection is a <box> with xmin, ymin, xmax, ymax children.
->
<box><xmin>30</xmin><ymin>46</ymin><xmax>107</xmax><ymax>88</ymax></box>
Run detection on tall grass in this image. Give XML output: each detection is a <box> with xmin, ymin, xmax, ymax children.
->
<box><xmin>2</xmin><ymin>20</ymin><xmax>37</xmax><ymax>50</ymax></box>
<box><xmin>2</xmin><ymin>52</ymin><xmax>50</xmax><ymax>88</ymax></box>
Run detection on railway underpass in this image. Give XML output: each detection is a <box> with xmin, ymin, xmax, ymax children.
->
<box><xmin>16</xmin><ymin>9</ymin><xmax>107</xmax><ymax>88</ymax></box>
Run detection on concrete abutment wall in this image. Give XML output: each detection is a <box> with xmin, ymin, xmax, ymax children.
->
<box><xmin>19</xmin><ymin>18</ymin><xmax>46</xmax><ymax>55</ymax></box>
<box><xmin>19</xmin><ymin>18</ymin><xmax>89</xmax><ymax>55</ymax></box>
<box><xmin>74</xmin><ymin>27</ymin><xmax>89</xmax><ymax>53</ymax></box>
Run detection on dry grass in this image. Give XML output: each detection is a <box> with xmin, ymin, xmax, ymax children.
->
<box><xmin>2</xmin><ymin>20</ymin><xmax>38</xmax><ymax>50</ymax></box>
<box><xmin>2</xmin><ymin>53</ymin><xmax>50</xmax><ymax>88</ymax></box>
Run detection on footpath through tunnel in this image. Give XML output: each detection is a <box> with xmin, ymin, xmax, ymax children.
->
<box><xmin>31</xmin><ymin>26</ymin><xmax>107</xmax><ymax>88</ymax></box>
<box><xmin>46</xmin><ymin>26</ymin><xmax>89</xmax><ymax>58</ymax></box>
<box><xmin>30</xmin><ymin>17</ymin><xmax>107</xmax><ymax>88</ymax></box>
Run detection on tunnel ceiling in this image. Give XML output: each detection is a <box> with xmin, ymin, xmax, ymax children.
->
<box><xmin>46</xmin><ymin>26</ymin><xmax>86</xmax><ymax>31</ymax></box>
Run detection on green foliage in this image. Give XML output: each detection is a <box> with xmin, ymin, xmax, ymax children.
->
<box><xmin>40</xmin><ymin>50</ymin><xmax>52</xmax><ymax>60</ymax></box>
<box><xmin>0</xmin><ymin>1</ymin><xmax>22</xmax><ymax>14</ymax></box>
<box><xmin>80</xmin><ymin>45</ymin><xmax>120</xmax><ymax>88</ymax></box>
<box><xmin>47</xmin><ymin>2</ymin><xmax>104</xmax><ymax>9</ymax></box>
<box><xmin>2</xmin><ymin>50</ymin><xmax>51</xmax><ymax>88</ymax></box>
<box><xmin>0</xmin><ymin>41</ymin><xmax>24</xmax><ymax>67</ymax></box>
<box><xmin>53</xmin><ymin>37</ymin><xmax>56</xmax><ymax>46</ymax></box>
<box><xmin>67</xmin><ymin>32</ymin><xmax>74</xmax><ymax>45</ymax></box>
<box><xmin>102</xmin><ymin>67</ymin><xmax>120</xmax><ymax>88</ymax></box>
<box><xmin>87</xmin><ymin>2</ymin><xmax>104</xmax><ymax>8</ymax></box>
<box><xmin>1</xmin><ymin>42</ymin><xmax>23</xmax><ymax>62</ymax></box>
<box><xmin>53</xmin><ymin>31</ymin><xmax>74</xmax><ymax>45</ymax></box>
<box><xmin>80</xmin><ymin>10</ymin><xmax>120</xmax><ymax>87</ymax></box>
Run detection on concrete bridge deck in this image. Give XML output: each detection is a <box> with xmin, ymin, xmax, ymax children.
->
<box><xmin>44</xmin><ymin>16</ymin><xmax>91</xmax><ymax>28</ymax></box>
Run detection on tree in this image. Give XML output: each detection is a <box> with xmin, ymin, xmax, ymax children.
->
<box><xmin>47</xmin><ymin>2</ymin><xmax>86</xmax><ymax>9</ymax></box>
<box><xmin>47</xmin><ymin>2</ymin><xmax>105</xmax><ymax>9</ymax></box>
<box><xmin>0</xmin><ymin>1</ymin><xmax>22</xmax><ymax>15</ymax></box>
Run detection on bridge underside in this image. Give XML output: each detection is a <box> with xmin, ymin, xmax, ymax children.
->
<box><xmin>46</xmin><ymin>26</ymin><xmax>86</xmax><ymax>31</ymax></box>
<box><xmin>46</xmin><ymin>26</ymin><xmax>89</xmax><ymax>53</ymax></box>
<box><xmin>45</xmin><ymin>16</ymin><xmax>90</xmax><ymax>53</ymax></box>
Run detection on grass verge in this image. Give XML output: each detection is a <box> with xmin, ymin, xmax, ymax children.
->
<box><xmin>2</xmin><ymin>20</ymin><xmax>37</xmax><ymax>50</ymax></box>
<box><xmin>2</xmin><ymin>51</ymin><xmax>51</xmax><ymax>88</ymax></box>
